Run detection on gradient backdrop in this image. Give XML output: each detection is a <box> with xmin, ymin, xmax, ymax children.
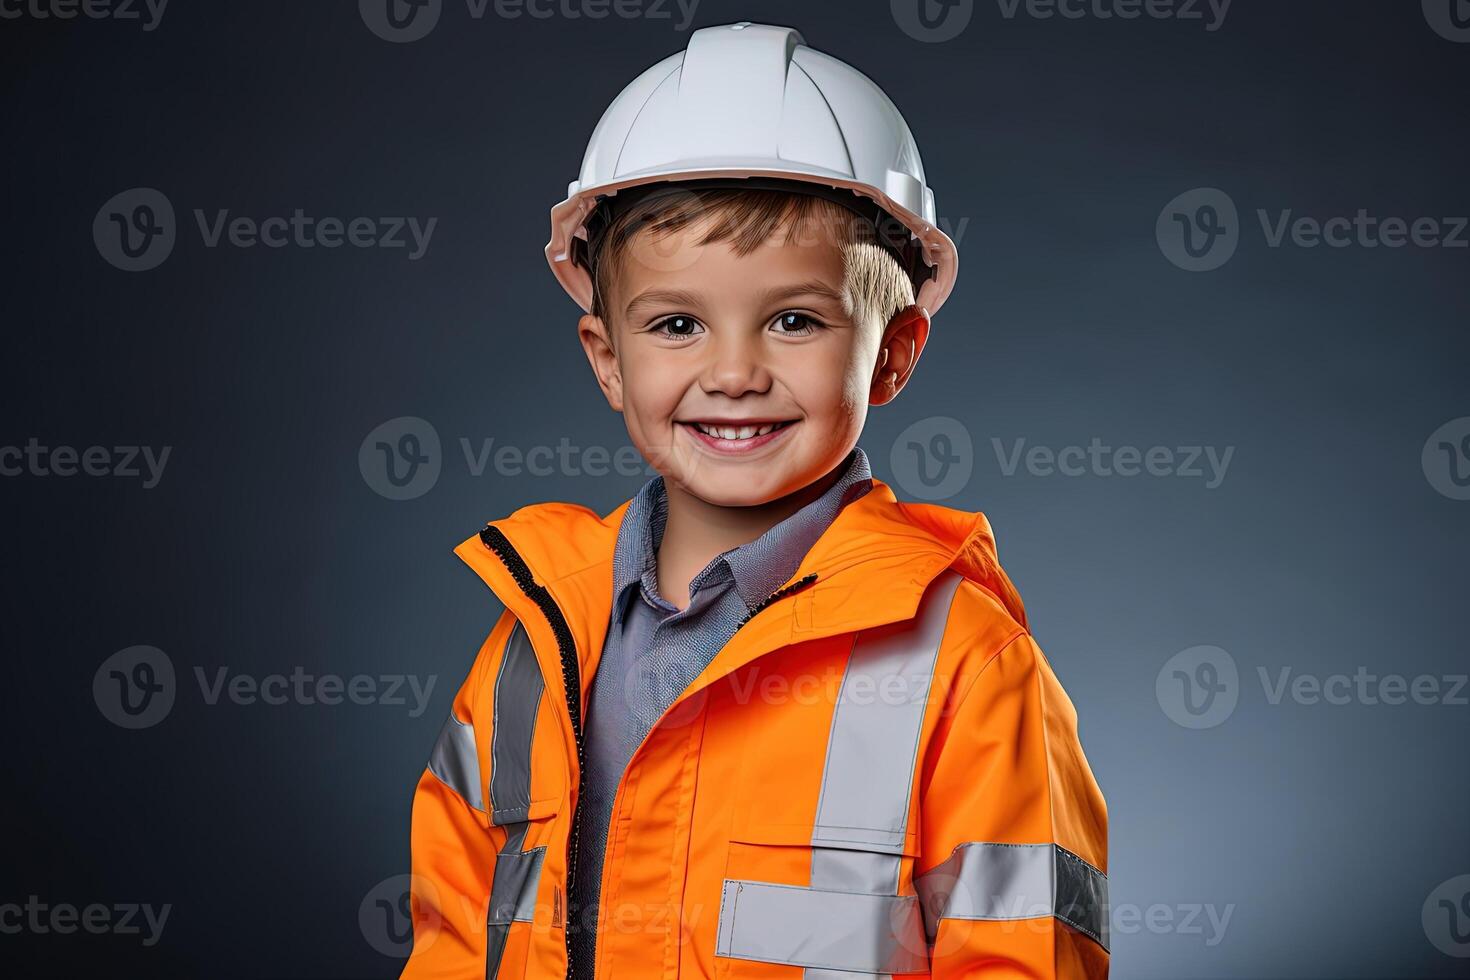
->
<box><xmin>2</xmin><ymin>1</ymin><xmax>1467</xmax><ymax>976</ymax></box>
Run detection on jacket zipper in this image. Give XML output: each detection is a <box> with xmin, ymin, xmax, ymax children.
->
<box><xmin>737</xmin><ymin>572</ymin><xmax>818</xmax><ymax>627</ymax></box>
<box><xmin>479</xmin><ymin>525</ymin><xmax>585</xmax><ymax>980</ymax></box>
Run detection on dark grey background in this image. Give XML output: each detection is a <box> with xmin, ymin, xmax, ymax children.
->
<box><xmin>2</xmin><ymin>1</ymin><xmax>1467</xmax><ymax>977</ymax></box>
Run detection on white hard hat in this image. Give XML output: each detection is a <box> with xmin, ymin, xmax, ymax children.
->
<box><xmin>546</xmin><ymin>22</ymin><xmax>959</xmax><ymax>318</ymax></box>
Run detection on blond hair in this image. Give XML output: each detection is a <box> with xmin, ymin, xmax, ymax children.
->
<box><xmin>586</xmin><ymin>187</ymin><xmax>914</xmax><ymax>332</ymax></box>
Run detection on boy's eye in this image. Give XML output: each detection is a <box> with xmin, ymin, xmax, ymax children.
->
<box><xmin>651</xmin><ymin>315</ymin><xmax>702</xmax><ymax>339</ymax></box>
<box><xmin>773</xmin><ymin>312</ymin><xmax>822</xmax><ymax>335</ymax></box>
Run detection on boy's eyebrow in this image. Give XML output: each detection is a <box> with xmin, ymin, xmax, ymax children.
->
<box><xmin>625</xmin><ymin>288</ymin><xmax>704</xmax><ymax>319</ymax></box>
<box><xmin>756</xmin><ymin>280</ymin><xmax>847</xmax><ymax>307</ymax></box>
<box><xmin>624</xmin><ymin>281</ymin><xmax>846</xmax><ymax>319</ymax></box>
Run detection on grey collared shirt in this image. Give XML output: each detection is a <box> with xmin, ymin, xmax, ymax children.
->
<box><xmin>567</xmin><ymin>447</ymin><xmax>873</xmax><ymax>974</ymax></box>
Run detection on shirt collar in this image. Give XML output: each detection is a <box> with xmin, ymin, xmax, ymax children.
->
<box><xmin>610</xmin><ymin>447</ymin><xmax>873</xmax><ymax>619</ymax></box>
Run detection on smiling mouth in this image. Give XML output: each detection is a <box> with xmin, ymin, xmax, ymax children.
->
<box><xmin>684</xmin><ymin>420</ymin><xmax>796</xmax><ymax>440</ymax></box>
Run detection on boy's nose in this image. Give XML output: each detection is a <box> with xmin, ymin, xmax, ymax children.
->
<box><xmin>699</xmin><ymin>334</ymin><xmax>772</xmax><ymax>398</ymax></box>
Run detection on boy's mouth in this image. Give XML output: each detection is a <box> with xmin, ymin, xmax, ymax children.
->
<box><xmin>678</xmin><ymin>419</ymin><xmax>798</xmax><ymax>454</ymax></box>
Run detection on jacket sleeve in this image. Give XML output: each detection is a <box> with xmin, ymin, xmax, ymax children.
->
<box><xmin>401</xmin><ymin>620</ymin><xmax>510</xmax><ymax>979</ymax></box>
<box><xmin>917</xmin><ymin>630</ymin><xmax>1109</xmax><ymax>979</ymax></box>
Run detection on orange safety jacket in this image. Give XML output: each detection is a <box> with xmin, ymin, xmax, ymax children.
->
<box><xmin>403</xmin><ymin>478</ymin><xmax>1109</xmax><ymax>979</ymax></box>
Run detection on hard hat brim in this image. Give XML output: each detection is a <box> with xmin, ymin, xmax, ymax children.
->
<box><xmin>547</xmin><ymin>165</ymin><xmax>958</xmax><ymax>318</ymax></box>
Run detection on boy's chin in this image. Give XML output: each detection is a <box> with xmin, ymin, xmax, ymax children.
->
<box><xmin>660</xmin><ymin>460</ymin><xmax>832</xmax><ymax>510</ymax></box>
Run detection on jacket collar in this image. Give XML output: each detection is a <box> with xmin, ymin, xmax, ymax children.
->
<box><xmin>609</xmin><ymin>448</ymin><xmax>874</xmax><ymax>619</ymax></box>
<box><xmin>454</xmin><ymin>478</ymin><xmax>1026</xmax><ymax>711</ymax></box>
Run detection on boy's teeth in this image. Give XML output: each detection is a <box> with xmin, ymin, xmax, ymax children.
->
<box><xmin>696</xmin><ymin>422</ymin><xmax>780</xmax><ymax>440</ymax></box>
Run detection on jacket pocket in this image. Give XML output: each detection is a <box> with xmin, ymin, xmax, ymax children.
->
<box><xmin>717</xmin><ymin>824</ymin><xmax>930</xmax><ymax>977</ymax></box>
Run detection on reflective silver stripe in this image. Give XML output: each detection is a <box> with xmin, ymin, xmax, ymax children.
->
<box><xmin>483</xmin><ymin>623</ymin><xmax>550</xmax><ymax>977</ymax></box>
<box><xmin>428</xmin><ymin>710</ymin><xmax>483</xmax><ymax>812</ymax></box>
<box><xmin>487</xmin><ymin>823</ymin><xmax>546</xmax><ymax>925</ymax></box>
<box><xmin>811</xmin><ymin>571</ymin><xmax>963</xmax><ymax>853</ymax></box>
<box><xmin>488</xmin><ymin>622</ymin><xmax>545</xmax><ymax>825</ymax></box>
<box><xmin>914</xmin><ymin>842</ymin><xmax>1110</xmax><ymax>952</ymax></box>
<box><xmin>716</xmin><ymin>880</ymin><xmax>929</xmax><ymax>975</ymax></box>
<box><xmin>804</xmin><ymin>572</ymin><xmax>962</xmax><ymax>979</ymax></box>
<box><xmin>714</xmin><ymin>573</ymin><xmax>962</xmax><ymax>977</ymax></box>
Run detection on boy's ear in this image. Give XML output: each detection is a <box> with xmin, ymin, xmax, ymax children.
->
<box><xmin>578</xmin><ymin>313</ymin><xmax>624</xmax><ymax>412</ymax></box>
<box><xmin>870</xmin><ymin>305</ymin><xmax>930</xmax><ymax>406</ymax></box>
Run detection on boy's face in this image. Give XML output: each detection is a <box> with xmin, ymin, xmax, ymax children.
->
<box><xmin>578</xmin><ymin>211</ymin><xmax>927</xmax><ymax>508</ymax></box>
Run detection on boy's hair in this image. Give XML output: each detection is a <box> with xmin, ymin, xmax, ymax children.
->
<box><xmin>585</xmin><ymin>187</ymin><xmax>915</xmax><ymax>333</ymax></box>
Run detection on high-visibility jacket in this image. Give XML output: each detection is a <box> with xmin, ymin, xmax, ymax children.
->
<box><xmin>403</xmin><ymin>479</ymin><xmax>1109</xmax><ymax>979</ymax></box>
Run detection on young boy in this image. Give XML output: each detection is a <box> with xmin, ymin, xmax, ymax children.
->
<box><xmin>404</xmin><ymin>22</ymin><xmax>1108</xmax><ymax>980</ymax></box>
